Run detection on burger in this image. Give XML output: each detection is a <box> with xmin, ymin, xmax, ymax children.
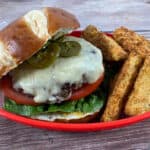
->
<box><xmin>0</xmin><ymin>7</ymin><xmax>106</xmax><ymax>122</ymax></box>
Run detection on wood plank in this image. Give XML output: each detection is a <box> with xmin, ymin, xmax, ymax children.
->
<box><xmin>0</xmin><ymin>118</ymin><xmax>150</xmax><ymax>150</ymax></box>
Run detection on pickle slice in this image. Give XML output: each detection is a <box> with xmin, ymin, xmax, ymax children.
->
<box><xmin>28</xmin><ymin>43</ymin><xmax>60</xmax><ymax>68</ymax></box>
<box><xmin>59</xmin><ymin>41</ymin><xmax>81</xmax><ymax>57</ymax></box>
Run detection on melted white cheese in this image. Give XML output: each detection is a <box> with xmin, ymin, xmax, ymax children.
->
<box><xmin>31</xmin><ymin>112</ymin><xmax>94</xmax><ymax>121</ymax></box>
<box><xmin>11</xmin><ymin>36</ymin><xmax>104</xmax><ymax>103</ymax></box>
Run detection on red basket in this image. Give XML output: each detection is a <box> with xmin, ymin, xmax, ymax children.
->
<box><xmin>0</xmin><ymin>31</ymin><xmax>149</xmax><ymax>132</ymax></box>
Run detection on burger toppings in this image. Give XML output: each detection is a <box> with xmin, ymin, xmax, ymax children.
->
<box><xmin>4</xmin><ymin>94</ymin><xmax>104</xmax><ymax>119</ymax></box>
<box><xmin>10</xmin><ymin>36</ymin><xmax>104</xmax><ymax>104</ymax></box>
<box><xmin>27</xmin><ymin>33</ymin><xmax>81</xmax><ymax>68</ymax></box>
<box><xmin>3</xmin><ymin>59</ymin><xmax>116</xmax><ymax>121</ymax></box>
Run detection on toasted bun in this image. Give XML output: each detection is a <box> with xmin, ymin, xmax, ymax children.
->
<box><xmin>0</xmin><ymin>7</ymin><xmax>80</xmax><ymax>78</ymax></box>
<box><xmin>31</xmin><ymin>112</ymin><xmax>99</xmax><ymax>123</ymax></box>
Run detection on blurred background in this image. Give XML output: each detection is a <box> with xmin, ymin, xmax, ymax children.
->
<box><xmin>0</xmin><ymin>0</ymin><xmax>150</xmax><ymax>31</ymax></box>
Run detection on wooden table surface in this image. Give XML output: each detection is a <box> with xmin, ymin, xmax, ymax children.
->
<box><xmin>0</xmin><ymin>0</ymin><xmax>150</xmax><ymax>150</ymax></box>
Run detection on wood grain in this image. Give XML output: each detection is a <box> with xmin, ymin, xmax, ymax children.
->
<box><xmin>0</xmin><ymin>118</ymin><xmax>150</xmax><ymax>150</ymax></box>
<box><xmin>0</xmin><ymin>0</ymin><xmax>150</xmax><ymax>150</ymax></box>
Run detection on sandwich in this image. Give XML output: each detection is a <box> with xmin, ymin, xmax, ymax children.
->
<box><xmin>0</xmin><ymin>7</ymin><xmax>108</xmax><ymax>122</ymax></box>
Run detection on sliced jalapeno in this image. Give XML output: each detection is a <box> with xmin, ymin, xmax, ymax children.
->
<box><xmin>28</xmin><ymin>43</ymin><xmax>60</xmax><ymax>68</ymax></box>
<box><xmin>27</xmin><ymin>37</ymin><xmax>81</xmax><ymax>68</ymax></box>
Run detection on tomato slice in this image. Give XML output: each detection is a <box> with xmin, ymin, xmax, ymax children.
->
<box><xmin>1</xmin><ymin>74</ymin><xmax>104</xmax><ymax>106</ymax></box>
<box><xmin>70</xmin><ymin>74</ymin><xmax>104</xmax><ymax>100</ymax></box>
<box><xmin>1</xmin><ymin>76</ymin><xmax>39</xmax><ymax>106</ymax></box>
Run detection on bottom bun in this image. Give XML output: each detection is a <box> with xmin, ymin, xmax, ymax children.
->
<box><xmin>31</xmin><ymin>112</ymin><xmax>99</xmax><ymax>123</ymax></box>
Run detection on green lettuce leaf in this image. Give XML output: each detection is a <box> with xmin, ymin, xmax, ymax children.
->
<box><xmin>4</xmin><ymin>94</ymin><xmax>104</xmax><ymax>117</ymax></box>
<box><xmin>4</xmin><ymin>100</ymin><xmax>45</xmax><ymax>116</ymax></box>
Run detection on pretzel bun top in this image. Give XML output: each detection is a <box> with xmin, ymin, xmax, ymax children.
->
<box><xmin>0</xmin><ymin>7</ymin><xmax>80</xmax><ymax>78</ymax></box>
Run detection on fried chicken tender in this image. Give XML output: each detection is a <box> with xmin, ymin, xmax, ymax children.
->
<box><xmin>82</xmin><ymin>25</ymin><xmax>127</xmax><ymax>61</ymax></box>
<box><xmin>101</xmin><ymin>52</ymin><xmax>143</xmax><ymax>122</ymax></box>
<box><xmin>113</xmin><ymin>27</ymin><xmax>150</xmax><ymax>57</ymax></box>
<box><xmin>125</xmin><ymin>55</ymin><xmax>150</xmax><ymax>116</ymax></box>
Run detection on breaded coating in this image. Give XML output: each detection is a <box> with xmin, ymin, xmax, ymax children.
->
<box><xmin>113</xmin><ymin>26</ymin><xmax>150</xmax><ymax>57</ymax></box>
<box><xmin>101</xmin><ymin>52</ymin><xmax>143</xmax><ymax>122</ymax></box>
<box><xmin>109</xmin><ymin>72</ymin><xmax>119</xmax><ymax>94</ymax></box>
<box><xmin>82</xmin><ymin>25</ymin><xmax>127</xmax><ymax>61</ymax></box>
<box><xmin>125</xmin><ymin>56</ymin><xmax>150</xmax><ymax>116</ymax></box>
